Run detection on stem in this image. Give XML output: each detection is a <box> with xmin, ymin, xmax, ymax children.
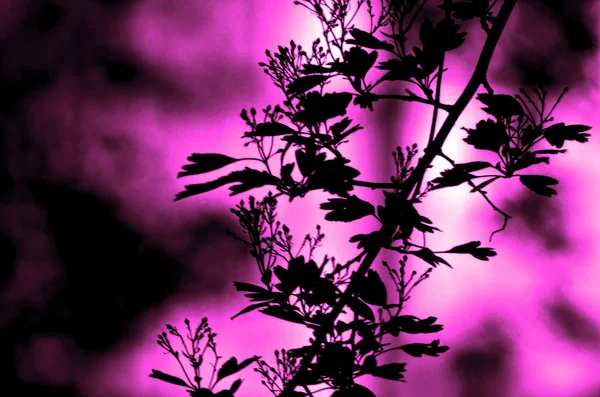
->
<box><xmin>279</xmin><ymin>2</ymin><xmax>517</xmax><ymax>395</ymax></box>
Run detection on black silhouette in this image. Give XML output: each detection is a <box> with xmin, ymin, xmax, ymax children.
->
<box><xmin>153</xmin><ymin>1</ymin><xmax>592</xmax><ymax>397</ymax></box>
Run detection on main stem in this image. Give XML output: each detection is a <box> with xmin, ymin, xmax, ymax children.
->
<box><xmin>280</xmin><ymin>1</ymin><xmax>517</xmax><ymax>395</ymax></box>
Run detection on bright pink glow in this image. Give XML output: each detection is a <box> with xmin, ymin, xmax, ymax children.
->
<box><xmin>4</xmin><ymin>1</ymin><xmax>600</xmax><ymax>396</ymax></box>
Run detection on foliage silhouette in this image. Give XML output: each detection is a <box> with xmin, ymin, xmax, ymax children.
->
<box><xmin>152</xmin><ymin>1</ymin><xmax>591</xmax><ymax>396</ymax></box>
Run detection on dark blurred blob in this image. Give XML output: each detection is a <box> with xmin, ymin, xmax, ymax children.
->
<box><xmin>0</xmin><ymin>232</ymin><xmax>17</xmax><ymax>285</ymax></box>
<box><xmin>0</xmin><ymin>308</ymin><xmax>82</xmax><ymax>396</ymax></box>
<box><xmin>451</xmin><ymin>321</ymin><xmax>512</xmax><ymax>397</ymax></box>
<box><xmin>546</xmin><ymin>295</ymin><xmax>600</xmax><ymax>348</ymax></box>
<box><xmin>505</xmin><ymin>192</ymin><xmax>568</xmax><ymax>252</ymax></box>
<box><xmin>29</xmin><ymin>181</ymin><xmax>185</xmax><ymax>351</ymax></box>
<box><xmin>496</xmin><ymin>0</ymin><xmax>596</xmax><ymax>88</ymax></box>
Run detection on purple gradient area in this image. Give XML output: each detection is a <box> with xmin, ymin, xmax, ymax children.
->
<box><xmin>1</xmin><ymin>1</ymin><xmax>600</xmax><ymax>397</ymax></box>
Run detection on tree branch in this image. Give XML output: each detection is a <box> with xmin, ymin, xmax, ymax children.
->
<box><xmin>279</xmin><ymin>1</ymin><xmax>518</xmax><ymax>395</ymax></box>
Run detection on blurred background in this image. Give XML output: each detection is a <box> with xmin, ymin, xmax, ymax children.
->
<box><xmin>1</xmin><ymin>0</ymin><xmax>599</xmax><ymax>396</ymax></box>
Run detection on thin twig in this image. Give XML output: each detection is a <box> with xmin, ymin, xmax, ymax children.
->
<box><xmin>437</xmin><ymin>150</ymin><xmax>512</xmax><ymax>241</ymax></box>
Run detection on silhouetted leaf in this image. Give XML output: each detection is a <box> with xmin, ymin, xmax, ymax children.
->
<box><xmin>512</xmin><ymin>152</ymin><xmax>550</xmax><ymax>172</ymax></box>
<box><xmin>476</xmin><ymin>93</ymin><xmax>524</xmax><ymax>119</ymax></box>
<box><xmin>301</xmin><ymin>64</ymin><xmax>335</xmax><ymax>74</ymax></box>
<box><xmin>230</xmin><ymin>302</ymin><xmax>270</xmax><ymax>320</ymax></box>
<box><xmin>350</xmin><ymin>231</ymin><xmax>384</xmax><ymax>252</ymax></box>
<box><xmin>521</xmin><ymin>125</ymin><xmax>543</xmax><ymax>146</ymax></box>
<box><xmin>149</xmin><ymin>370</ymin><xmax>190</xmax><ymax>387</ymax></box>
<box><xmin>217</xmin><ymin>356</ymin><xmax>259</xmax><ymax>382</ymax></box>
<box><xmin>229</xmin><ymin>379</ymin><xmax>242</xmax><ymax>394</ymax></box>
<box><xmin>439</xmin><ymin>0</ymin><xmax>489</xmax><ymax>20</ymax></box>
<box><xmin>307</xmin><ymin>159</ymin><xmax>361</xmax><ymax>196</ymax></box>
<box><xmin>260</xmin><ymin>305</ymin><xmax>306</xmax><ymax>325</ymax></box>
<box><xmin>455</xmin><ymin>161</ymin><xmax>494</xmax><ymax>173</ymax></box>
<box><xmin>332</xmin><ymin>384</ymin><xmax>377</xmax><ymax>397</ymax></box>
<box><xmin>286</xmin><ymin>75</ymin><xmax>330</xmax><ymax>96</ymax></box>
<box><xmin>348</xmin><ymin>296</ymin><xmax>375</xmax><ymax>321</ymax></box>
<box><xmin>435</xmin><ymin>19</ymin><xmax>467</xmax><ymax>51</ymax></box>
<box><xmin>178</xmin><ymin>154</ymin><xmax>241</xmax><ymax>178</ymax></box>
<box><xmin>175</xmin><ymin>168</ymin><xmax>280</xmax><ymax>201</ymax></box>
<box><xmin>371</xmin><ymin>363</ymin><xmax>407</xmax><ymax>381</ymax></box>
<box><xmin>445</xmin><ymin>241</ymin><xmax>496</xmax><ymax>260</ymax></box>
<box><xmin>189</xmin><ymin>388</ymin><xmax>216</xmax><ymax>397</ymax></box>
<box><xmin>343</xmin><ymin>47</ymin><xmax>379</xmax><ymax>78</ymax></box>
<box><xmin>409</xmin><ymin>248</ymin><xmax>452</xmax><ymax>268</ymax></box>
<box><xmin>544</xmin><ymin>123</ymin><xmax>592</xmax><ymax>148</ymax></box>
<box><xmin>330</xmin><ymin>118</ymin><xmax>352</xmax><ymax>138</ymax></box>
<box><xmin>347</xmin><ymin>28</ymin><xmax>394</xmax><ymax>51</ymax></box>
<box><xmin>233</xmin><ymin>281</ymin><xmax>268</xmax><ymax>293</ymax></box>
<box><xmin>294</xmin><ymin>92</ymin><xmax>353</xmax><ymax>125</ymax></box>
<box><xmin>320</xmin><ymin>195</ymin><xmax>375</xmax><ymax>222</ymax></box>
<box><xmin>357</xmin><ymin>269</ymin><xmax>387</xmax><ymax>306</ymax></box>
<box><xmin>377</xmin><ymin>56</ymin><xmax>420</xmax><ymax>81</ymax></box>
<box><xmin>250</xmin><ymin>122</ymin><xmax>297</xmax><ymax>137</ymax></box>
<box><xmin>520</xmin><ymin>175</ymin><xmax>558</xmax><ymax>197</ymax></box>
<box><xmin>463</xmin><ymin>119</ymin><xmax>510</xmax><ymax>152</ymax></box>
<box><xmin>382</xmin><ymin>315</ymin><xmax>444</xmax><ymax>336</ymax></box>
<box><xmin>399</xmin><ymin>340</ymin><xmax>450</xmax><ymax>357</ymax></box>
<box><xmin>296</xmin><ymin>149</ymin><xmax>326</xmax><ymax>178</ymax></box>
<box><xmin>430</xmin><ymin>168</ymin><xmax>474</xmax><ymax>190</ymax></box>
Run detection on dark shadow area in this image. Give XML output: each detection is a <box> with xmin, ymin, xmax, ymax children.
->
<box><xmin>496</xmin><ymin>0</ymin><xmax>596</xmax><ymax>88</ymax></box>
<box><xmin>28</xmin><ymin>181</ymin><xmax>184</xmax><ymax>351</ymax></box>
<box><xmin>546</xmin><ymin>295</ymin><xmax>600</xmax><ymax>348</ymax></box>
<box><xmin>451</xmin><ymin>321</ymin><xmax>512</xmax><ymax>397</ymax></box>
<box><xmin>505</xmin><ymin>192</ymin><xmax>568</xmax><ymax>252</ymax></box>
<box><xmin>0</xmin><ymin>307</ymin><xmax>83</xmax><ymax>396</ymax></box>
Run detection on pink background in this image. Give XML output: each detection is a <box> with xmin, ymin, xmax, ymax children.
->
<box><xmin>1</xmin><ymin>1</ymin><xmax>599</xmax><ymax>396</ymax></box>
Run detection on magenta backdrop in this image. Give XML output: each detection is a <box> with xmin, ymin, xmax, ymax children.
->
<box><xmin>1</xmin><ymin>1</ymin><xmax>600</xmax><ymax>397</ymax></box>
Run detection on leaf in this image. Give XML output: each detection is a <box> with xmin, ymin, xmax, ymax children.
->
<box><xmin>371</xmin><ymin>363</ymin><xmax>407</xmax><ymax>381</ymax></box>
<box><xmin>463</xmin><ymin>119</ymin><xmax>510</xmax><ymax>152</ymax></box>
<box><xmin>149</xmin><ymin>369</ymin><xmax>190</xmax><ymax>387</ymax></box>
<box><xmin>382</xmin><ymin>315</ymin><xmax>444</xmax><ymax>336</ymax></box>
<box><xmin>295</xmin><ymin>149</ymin><xmax>326</xmax><ymax>178</ymax></box>
<box><xmin>435</xmin><ymin>18</ymin><xmax>467</xmax><ymax>51</ymax></box>
<box><xmin>511</xmin><ymin>152</ymin><xmax>550</xmax><ymax>172</ymax></box>
<box><xmin>440</xmin><ymin>1</ymin><xmax>489</xmax><ymax>20</ymax></box>
<box><xmin>230</xmin><ymin>302</ymin><xmax>270</xmax><ymax>320</ymax></box>
<box><xmin>229</xmin><ymin>379</ymin><xmax>242</xmax><ymax>394</ymax></box>
<box><xmin>347</xmin><ymin>28</ymin><xmax>394</xmax><ymax>51</ymax></box>
<box><xmin>409</xmin><ymin>248</ymin><xmax>452</xmax><ymax>268</ymax></box>
<box><xmin>250</xmin><ymin>122</ymin><xmax>297</xmax><ymax>137</ymax></box>
<box><xmin>342</xmin><ymin>47</ymin><xmax>378</xmax><ymax>79</ymax></box>
<box><xmin>260</xmin><ymin>305</ymin><xmax>306</xmax><ymax>325</ymax></box>
<box><xmin>175</xmin><ymin>168</ymin><xmax>280</xmax><ymax>201</ymax></box>
<box><xmin>349</xmin><ymin>230</ymin><xmax>385</xmax><ymax>252</ymax></box>
<box><xmin>332</xmin><ymin>385</ymin><xmax>377</xmax><ymax>397</ymax></box>
<box><xmin>294</xmin><ymin>92</ymin><xmax>353</xmax><ymax>125</ymax></box>
<box><xmin>399</xmin><ymin>340</ymin><xmax>450</xmax><ymax>357</ymax></box>
<box><xmin>519</xmin><ymin>175</ymin><xmax>559</xmax><ymax>197</ymax></box>
<box><xmin>348</xmin><ymin>296</ymin><xmax>375</xmax><ymax>322</ymax></box>
<box><xmin>320</xmin><ymin>195</ymin><xmax>375</xmax><ymax>222</ymax></box>
<box><xmin>217</xmin><ymin>356</ymin><xmax>259</xmax><ymax>382</ymax></box>
<box><xmin>357</xmin><ymin>269</ymin><xmax>387</xmax><ymax>306</ymax></box>
<box><xmin>454</xmin><ymin>161</ymin><xmax>494</xmax><ymax>173</ymax></box>
<box><xmin>233</xmin><ymin>282</ymin><xmax>268</xmax><ymax>293</ymax></box>
<box><xmin>376</xmin><ymin>56</ymin><xmax>420</xmax><ymax>81</ymax></box>
<box><xmin>476</xmin><ymin>93</ymin><xmax>524</xmax><ymax>119</ymax></box>
<box><xmin>286</xmin><ymin>75</ymin><xmax>330</xmax><ymax>96</ymax></box>
<box><xmin>178</xmin><ymin>154</ymin><xmax>241</xmax><ymax>178</ymax></box>
<box><xmin>301</xmin><ymin>63</ymin><xmax>334</xmax><ymax>74</ymax></box>
<box><xmin>445</xmin><ymin>241</ymin><xmax>496</xmax><ymax>261</ymax></box>
<box><xmin>430</xmin><ymin>167</ymin><xmax>474</xmax><ymax>191</ymax></box>
<box><xmin>544</xmin><ymin>123</ymin><xmax>592</xmax><ymax>148</ymax></box>
<box><xmin>189</xmin><ymin>388</ymin><xmax>216</xmax><ymax>397</ymax></box>
<box><xmin>330</xmin><ymin>117</ymin><xmax>352</xmax><ymax>138</ymax></box>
